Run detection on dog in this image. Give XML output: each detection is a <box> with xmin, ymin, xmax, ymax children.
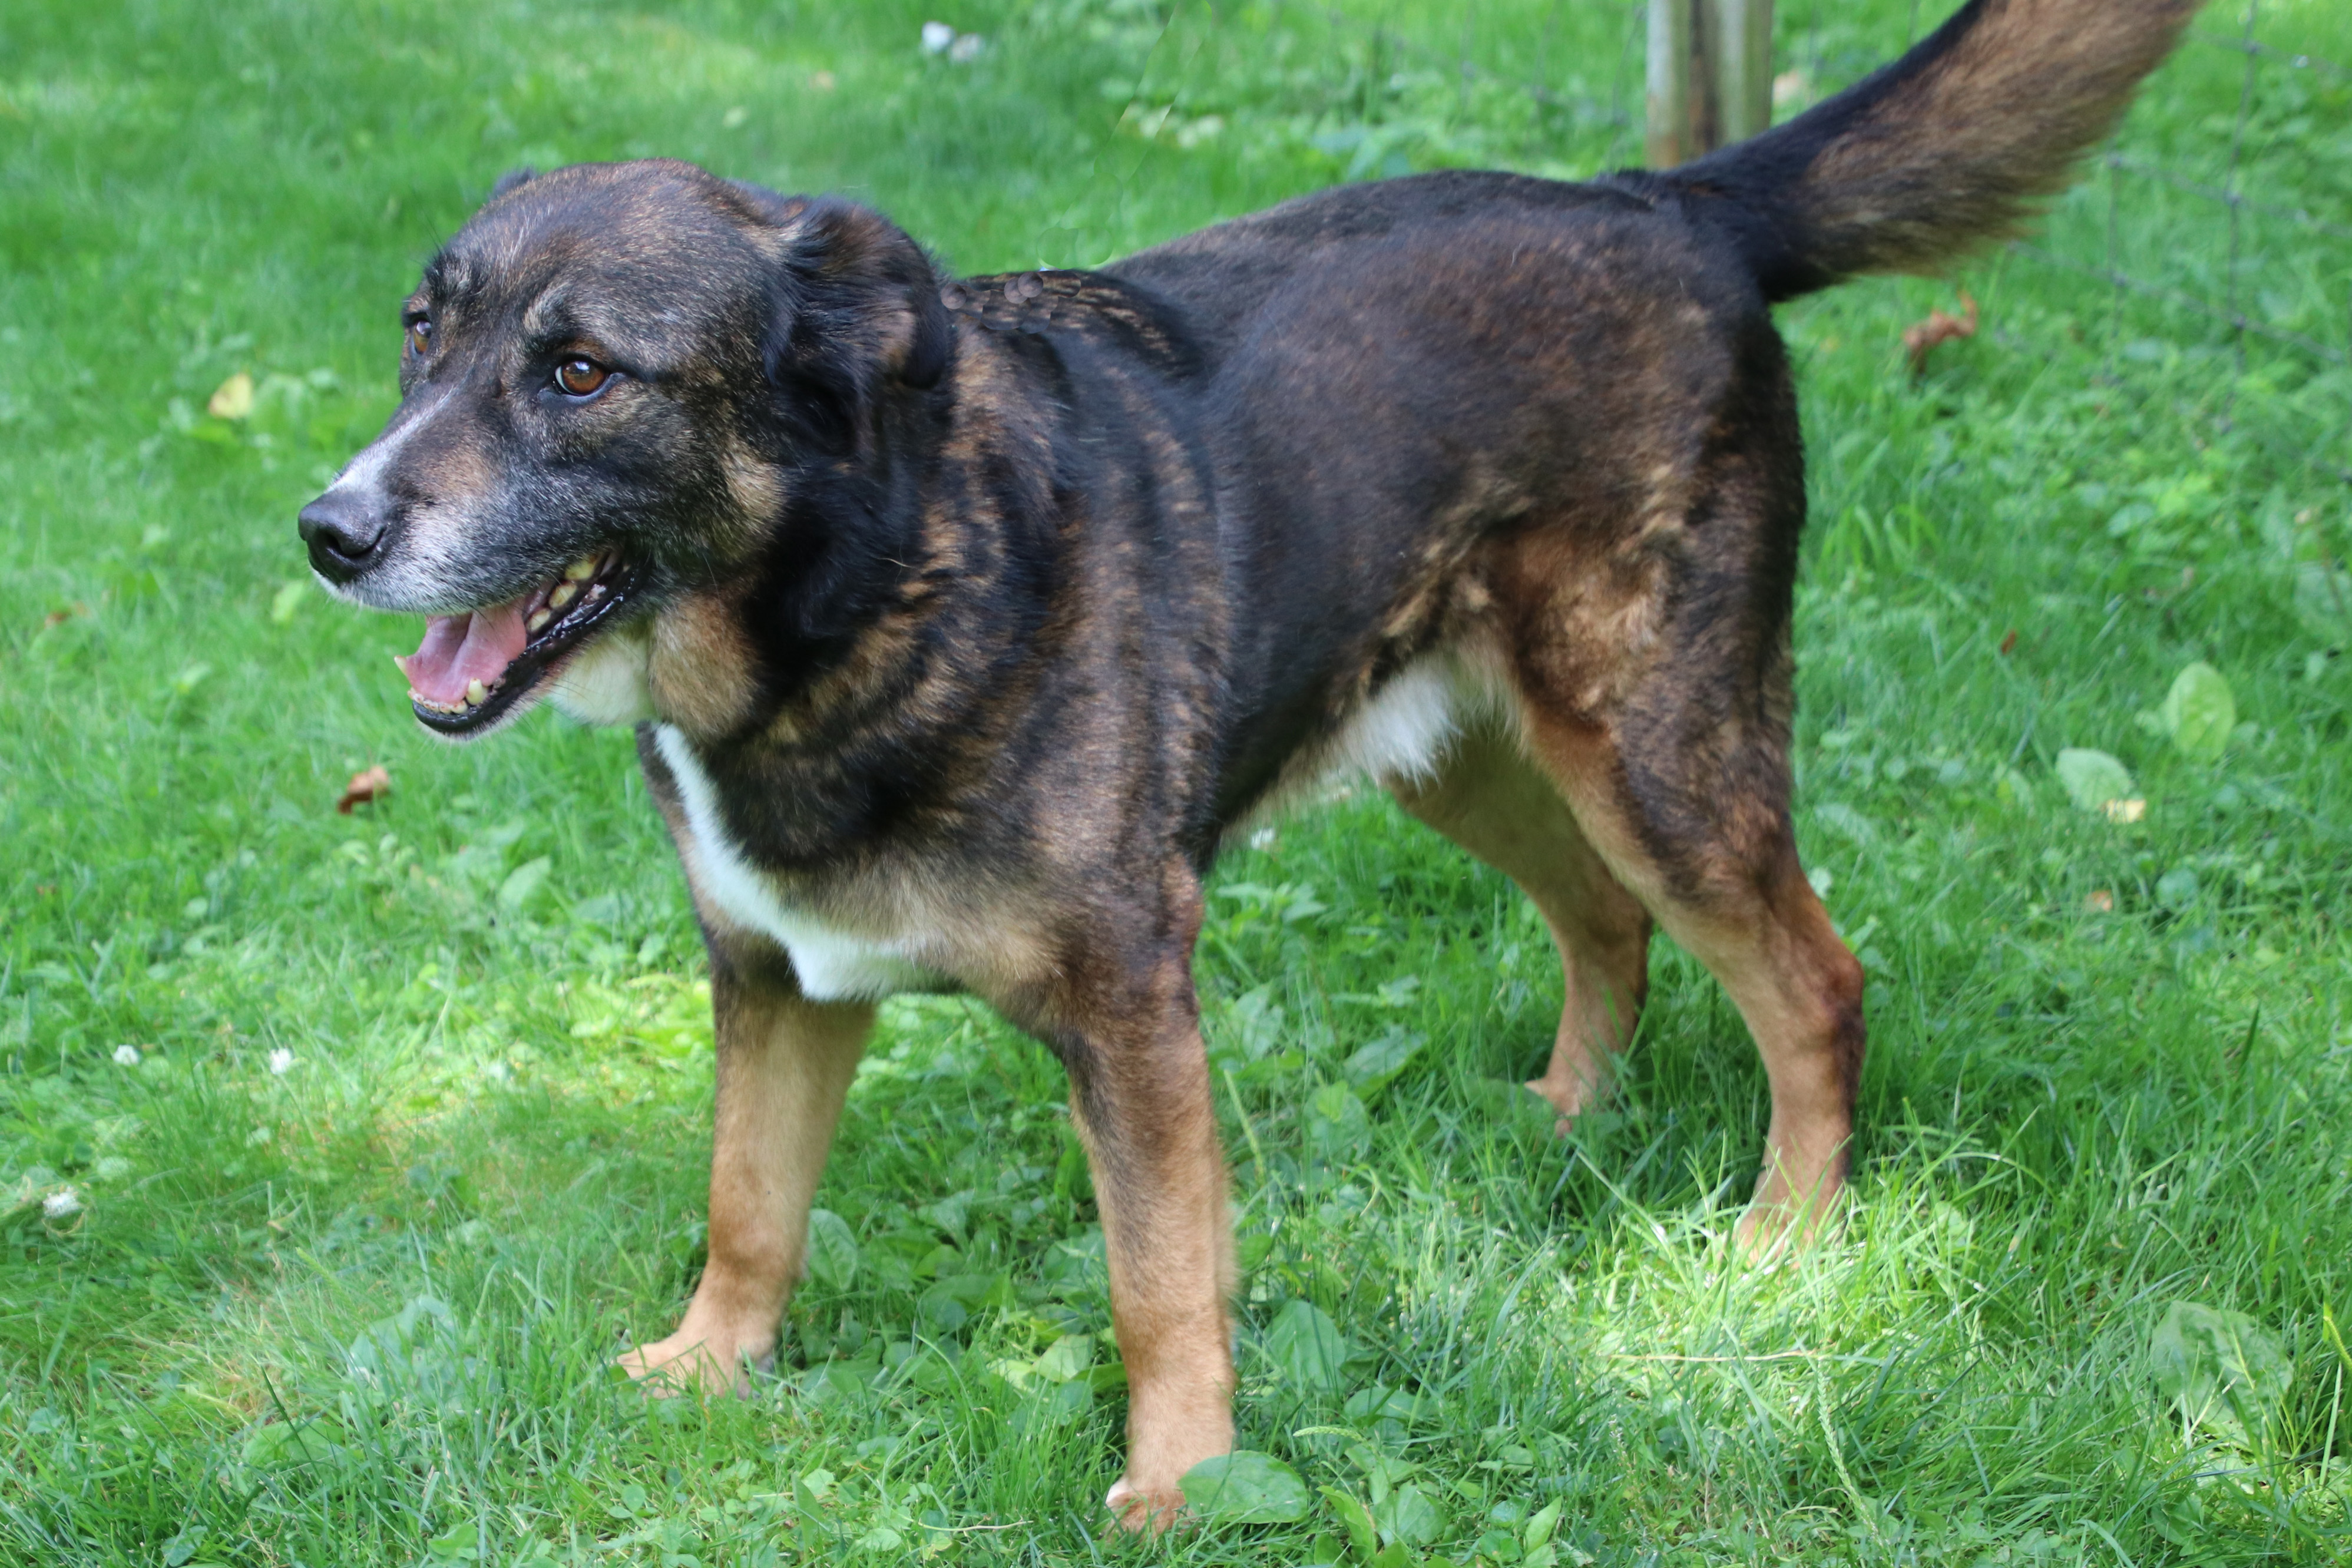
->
<box><xmin>299</xmin><ymin>0</ymin><xmax>2194</xmax><ymax>1529</ymax></box>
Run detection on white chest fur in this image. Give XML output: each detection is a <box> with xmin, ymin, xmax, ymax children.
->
<box><xmin>651</xmin><ymin>725</ymin><xmax>944</xmax><ymax>1001</ymax></box>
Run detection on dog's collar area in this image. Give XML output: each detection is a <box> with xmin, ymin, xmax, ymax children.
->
<box><xmin>405</xmin><ymin>553</ymin><xmax>639</xmax><ymax>736</ymax></box>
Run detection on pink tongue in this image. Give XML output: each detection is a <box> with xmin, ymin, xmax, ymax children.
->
<box><xmin>394</xmin><ymin>597</ymin><xmax>530</xmax><ymax>707</ymax></box>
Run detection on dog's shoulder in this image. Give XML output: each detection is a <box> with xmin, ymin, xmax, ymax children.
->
<box><xmin>942</xmin><ymin>269</ymin><xmax>1203</xmax><ymax>381</ymax></box>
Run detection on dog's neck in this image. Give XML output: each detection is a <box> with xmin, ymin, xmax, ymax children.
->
<box><xmin>631</xmin><ymin>364</ymin><xmax>1074</xmax><ymax>869</ymax></box>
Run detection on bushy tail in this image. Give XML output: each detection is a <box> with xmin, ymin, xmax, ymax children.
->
<box><xmin>1632</xmin><ymin>0</ymin><xmax>2201</xmax><ymax>302</ymax></box>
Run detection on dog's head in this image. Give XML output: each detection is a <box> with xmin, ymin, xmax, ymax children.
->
<box><xmin>299</xmin><ymin>159</ymin><xmax>952</xmax><ymax>738</ymax></box>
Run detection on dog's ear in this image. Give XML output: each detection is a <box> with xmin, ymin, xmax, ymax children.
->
<box><xmin>759</xmin><ymin>197</ymin><xmax>953</xmax><ymax>454</ymax></box>
<box><xmin>489</xmin><ymin>167</ymin><xmax>538</xmax><ymax>199</ymax></box>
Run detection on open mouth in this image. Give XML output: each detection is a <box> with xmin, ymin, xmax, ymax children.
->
<box><xmin>395</xmin><ymin>551</ymin><xmax>638</xmax><ymax>735</ymax></box>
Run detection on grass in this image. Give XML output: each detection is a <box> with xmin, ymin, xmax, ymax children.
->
<box><xmin>2</xmin><ymin>0</ymin><xmax>2350</xmax><ymax>1562</ymax></box>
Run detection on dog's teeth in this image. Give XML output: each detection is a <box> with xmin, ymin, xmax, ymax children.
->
<box><xmin>465</xmin><ymin>679</ymin><xmax>489</xmax><ymax>707</ymax></box>
<box><xmin>528</xmin><ymin>608</ymin><xmax>553</xmax><ymax>633</ymax></box>
<box><xmin>549</xmin><ymin>580</ymin><xmax>578</xmax><ymax>610</ymax></box>
<box><xmin>563</xmin><ymin>557</ymin><xmax>597</xmax><ymax>581</ymax></box>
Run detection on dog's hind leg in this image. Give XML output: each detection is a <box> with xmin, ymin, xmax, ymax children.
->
<box><xmin>618</xmin><ymin>954</ymin><xmax>872</xmax><ymax>1394</ymax></box>
<box><xmin>1390</xmin><ymin>723</ymin><xmax>1652</xmax><ymax>1129</ymax></box>
<box><xmin>1487</xmin><ymin>369</ymin><xmax>1864</xmax><ymax>1255</ymax></box>
<box><xmin>1509</xmin><ymin>690</ymin><xmax>1864</xmax><ymax>1256</ymax></box>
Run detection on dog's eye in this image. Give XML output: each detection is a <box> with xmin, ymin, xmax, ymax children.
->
<box><xmin>555</xmin><ymin>358</ymin><xmax>610</xmax><ymax>398</ymax></box>
<box><xmin>407</xmin><ymin>319</ymin><xmax>431</xmax><ymax>356</ymax></box>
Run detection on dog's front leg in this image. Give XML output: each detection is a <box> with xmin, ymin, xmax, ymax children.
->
<box><xmin>1049</xmin><ymin>945</ymin><xmax>1237</xmax><ymax>1531</ymax></box>
<box><xmin>620</xmin><ymin>958</ymin><xmax>872</xmax><ymax>1395</ymax></box>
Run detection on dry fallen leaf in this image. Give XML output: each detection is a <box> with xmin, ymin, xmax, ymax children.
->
<box><xmin>1902</xmin><ymin>290</ymin><xmax>1978</xmax><ymax>377</ymax></box>
<box><xmin>2085</xmin><ymin>889</ymin><xmax>2115</xmax><ymax>913</ymax></box>
<box><xmin>336</xmin><ymin>765</ymin><xmax>391</xmax><ymax>814</ymax></box>
<box><xmin>2102</xmin><ymin>798</ymin><xmax>2147</xmax><ymax>825</ymax></box>
<box><xmin>1998</xmin><ymin>627</ymin><xmax>2019</xmax><ymax>656</ymax></box>
<box><xmin>41</xmin><ymin>601</ymin><xmax>90</xmax><ymax>631</ymax></box>
<box><xmin>207</xmin><ymin>371</ymin><xmax>256</xmax><ymax>421</ymax></box>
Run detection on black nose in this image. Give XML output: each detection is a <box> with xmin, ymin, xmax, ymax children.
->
<box><xmin>298</xmin><ymin>489</ymin><xmax>388</xmax><ymax>582</ymax></box>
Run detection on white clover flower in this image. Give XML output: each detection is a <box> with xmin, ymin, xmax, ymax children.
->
<box><xmin>1248</xmin><ymin>826</ymin><xmax>1277</xmax><ymax>852</ymax></box>
<box><xmin>267</xmin><ymin>1048</ymin><xmax>296</xmax><ymax>1076</ymax></box>
<box><xmin>920</xmin><ymin>20</ymin><xmax>954</xmax><ymax>54</ymax></box>
<box><xmin>42</xmin><ymin>1188</ymin><xmax>82</xmax><ymax>1220</ymax></box>
<box><xmin>113</xmin><ymin>1044</ymin><xmax>142</xmax><ymax>1067</ymax></box>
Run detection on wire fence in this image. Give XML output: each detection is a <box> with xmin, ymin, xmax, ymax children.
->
<box><xmin>1281</xmin><ymin>0</ymin><xmax>2351</xmax><ymax>484</ymax></box>
<box><xmin>1974</xmin><ymin>8</ymin><xmax>2346</xmax><ymax>485</ymax></box>
<box><xmin>2029</xmin><ymin>16</ymin><xmax>2351</xmax><ymax>406</ymax></box>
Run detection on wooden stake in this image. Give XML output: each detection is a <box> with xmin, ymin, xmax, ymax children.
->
<box><xmin>1647</xmin><ymin>0</ymin><xmax>1774</xmax><ymax>168</ymax></box>
<box><xmin>1716</xmin><ymin>0</ymin><xmax>1775</xmax><ymax>144</ymax></box>
<box><xmin>1645</xmin><ymin>0</ymin><xmax>1696</xmax><ymax>169</ymax></box>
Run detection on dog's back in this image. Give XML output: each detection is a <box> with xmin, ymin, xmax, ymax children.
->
<box><xmin>1102</xmin><ymin>0</ymin><xmax>2199</xmax><ymax>824</ymax></box>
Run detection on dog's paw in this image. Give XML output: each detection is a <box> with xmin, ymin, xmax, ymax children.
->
<box><xmin>1104</xmin><ymin>1476</ymin><xmax>1190</xmax><ymax>1534</ymax></box>
<box><xmin>1522</xmin><ymin>1089</ymin><xmax>1580</xmax><ymax>1140</ymax></box>
<box><xmin>616</xmin><ymin>1333</ymin><xmax>765</xmax><ymax>1398</ymax></box>
<box><xmin>1523</xmin><ymin>1068</ymin><xmax>1608</xmax><ymax>1132</ymax></box>
<box><xmin>1732</xmin><ymin>1183</ymin><xmax>1847</xmax><ymax>1263</ymax></box>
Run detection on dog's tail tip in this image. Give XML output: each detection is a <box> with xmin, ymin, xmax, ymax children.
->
<box><xmin>1646</xmin><ymin>0</ymin><xmax>2204</xmax><ymax>302</ymax></box>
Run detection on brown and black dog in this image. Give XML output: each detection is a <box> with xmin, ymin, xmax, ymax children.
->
<box><xmin>299</xmin><ymin>0</ymin><xmax>2194</xmax><ymax>1528</ymax></box>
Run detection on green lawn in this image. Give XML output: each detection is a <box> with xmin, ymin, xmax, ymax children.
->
<box><xmin>4</xmin><ymin>1</ymin><xmax>2351</xmax><ymax>1563</ymax></box>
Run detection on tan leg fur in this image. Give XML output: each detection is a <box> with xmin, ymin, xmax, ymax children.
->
<box><xmin>1391</xmin><ymin>724</ymin><xmax>1654</xmax><ymax>1130</ymax></box>
<box><xmin>618</xmin><ymin>981</ymin><xmax>873</xmax><ymax>1393</ymax></box>
<box><xmin>1514</xmin><ymin>709</ymin><xmax>1864</xmax><ymax>1256</ymax></box>
<box><xmin>1020</xmin><ymin>896</ymin><xmax>1236</xmax><ymax>1533</ymax></box>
